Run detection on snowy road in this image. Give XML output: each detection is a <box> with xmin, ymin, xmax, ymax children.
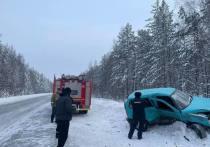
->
<box><xmin>0</xmin><ymin>97</ymin><xmax>210</xmax><ymax>147</ymax></box>
<box><xmin>0</xmin><ymin>95</ymin><xmax>52</xmax><ymax>147</ymax></box>
<box><xmin>0</xmin><ymin>95</ymin><xmax>49</xmax><ymax>130</ymax></box>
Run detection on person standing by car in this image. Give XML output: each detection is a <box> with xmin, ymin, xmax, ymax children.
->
<box><xmin>56</xmin><ymin>87</ymin><xmax>72</xmax><ymax>147</ymax></box>
<box><xmin>51</xmin><ymin>88</ymin><xmax>61</xmax><ymax>123</ymax></box>
<box><xmin>128</xmin><ymin>92</ymin><xmax>147</xmax><ymax>140</ymax></box>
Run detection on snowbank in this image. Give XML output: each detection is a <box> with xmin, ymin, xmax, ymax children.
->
<box><xmin>0</xmin><ymin>93</ymin><xmax>51</xmax><ymax>106</ymax></box>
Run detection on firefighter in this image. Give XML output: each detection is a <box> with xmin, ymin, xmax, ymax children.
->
<box><xmin>128</xmin><ymin>92</ymin><xmax>147</xmax><ymax>140</ymax></box>
<box><xmin>56</xmin><ymin>87</ymin><xmax>72</xmax><ymax>147</ymax></box>
<box><xmin>51</xmin><ymin>88</ymin><xmax>61</xmax><ymax>123</ymax></box>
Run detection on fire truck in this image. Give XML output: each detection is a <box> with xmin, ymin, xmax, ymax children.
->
<box><xmin>53</xmin><ymin>74</ymin><xmax>92</xmax><ymax>114</ymax></box>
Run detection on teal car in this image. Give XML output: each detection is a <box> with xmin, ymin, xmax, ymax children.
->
<box><xmin>124</xmin><ymin>88</ymin><xmax>210</xmax><ymax>138</ymax></box>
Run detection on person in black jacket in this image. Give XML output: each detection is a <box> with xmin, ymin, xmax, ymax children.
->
<box><xmin>56</xmin><ymin>87</ymin><xmax>73</xmax><ymax>147</ymax></box>
<box><xmin>128</xmin><ymin>92</ymin><xmax>147</xmax><ymax>140</ymax></box>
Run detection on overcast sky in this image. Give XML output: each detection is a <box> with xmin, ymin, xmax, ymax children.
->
<box><xmin>0</xmin><ymin>0</ymin><xmax>175</xmax><ymax>80</ymax></box>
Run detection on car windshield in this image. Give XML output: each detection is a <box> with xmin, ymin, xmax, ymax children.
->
<box><xmin>171</xmin><ymin>90</ymin><xmax>193</xmax><ymax>110</ymax></box>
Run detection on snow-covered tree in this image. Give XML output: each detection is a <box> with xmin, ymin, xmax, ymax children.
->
<box><xmin>85</xmin><ymin>0</ymin><xmax>210</xmax><ymax>99</ymax></box>
<box><xmin>110</xmin><ymin>23</ymin><xmax>136</xmax><ymax>98</ymax></box>
<box><xmin>135</xmin><ymin>29</ymin><xmax>153</xmax><ymax>89</ymax></box>
<box><xmin>147</xmin><ymin>0</ymin><xmax>175</xmax><ymax>87</ymax></box>
<box><xmin>0</xmin><ymin>40</ymin><xmax>52</xmax><ymax>97</ymax></box>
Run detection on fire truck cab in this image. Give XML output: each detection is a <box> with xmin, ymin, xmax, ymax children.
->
<box><xmin>53</xmin><ymin>74</ymin><xmax>92</xmax><ymax>114</ymax></box>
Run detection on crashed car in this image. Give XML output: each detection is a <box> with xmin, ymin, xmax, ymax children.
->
<box><xmin>124</xmin><ymin>88</ymin><xmax>210</xmax><ymax>138</ymax></box>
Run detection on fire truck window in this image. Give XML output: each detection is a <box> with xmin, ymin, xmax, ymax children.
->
<box><xmin>71</xmin><ymin>90</ymin><xmax>78</xmax><ymax>95</ymax></box>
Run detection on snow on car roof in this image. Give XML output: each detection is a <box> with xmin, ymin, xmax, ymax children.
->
<box><xmin>128</xmin><ymin>88</ymin><xmax>176</xmax><ymax>99</ymax></box>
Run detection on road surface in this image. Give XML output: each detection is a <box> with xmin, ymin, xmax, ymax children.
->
<box><xmin>0</xmin><ymin>95</ymin><xmax>52</xmax><ymax>147</ymax></box>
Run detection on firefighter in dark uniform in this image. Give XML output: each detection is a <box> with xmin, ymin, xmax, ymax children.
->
<box><xmin>56</xmin><ymin>87</ymin><xmax>72</xmax><ymax>147</ymax></box>
<box><xmin>128</xmin><ymin>92</ymin><xmax>147</xmax><ymax>139</ymax></box>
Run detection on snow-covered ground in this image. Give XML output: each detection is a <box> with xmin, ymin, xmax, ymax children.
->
<box><xmin>0</xmin><ymin>93</ymin><xmax>51</xmax><ymax>106</ymax></box>
<box><xmin>0</xmin><ymin>97</ymin><xmax>210</xmax><ymax>147</ymax></box>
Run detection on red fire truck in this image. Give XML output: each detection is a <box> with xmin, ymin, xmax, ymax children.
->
<box><xmin>53</xmin><ymin>74</ymin><xmax>92</xmax><ymax>114</ymax></box>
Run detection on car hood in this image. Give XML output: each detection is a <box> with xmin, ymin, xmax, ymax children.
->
<box><xmin>183</xmin><ymin>96</ymin><xmax>210</xmax><ymax>113</ymax></box>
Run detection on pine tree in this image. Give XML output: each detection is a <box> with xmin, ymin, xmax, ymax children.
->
<box><xmin>201</xmin><ymin>0</ymin><xmax>210</xmax><ymax>96</ymax></box>
<box><xmin>175</xmin><ymin>0</ymin><xmax>209</xmax><ymax>95</ymax></box>
<box><xmin>147</xmin><ymin>0</ymin><xmax>175</xmax><ymax>87</ymax></box>
<box><xmin>135</xmin><ymin>29</ymin><xmax>152</xmax><ymax>89</ymax></box>
<box><xmin>110</xmin><ymin>23</ymin><xmax>136</xmax><ymax>98</ymax></box>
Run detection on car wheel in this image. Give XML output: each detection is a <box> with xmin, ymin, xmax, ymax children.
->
<box><xmin>189</xmin><ymin>124</ymin><xmax>207</xmax><ymax>139</ymax></box>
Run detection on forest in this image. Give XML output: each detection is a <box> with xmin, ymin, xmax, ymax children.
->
<box><xmin>0</xmin><ymin>41</ymin><xmax>52</xmax><ymax>97</ymax></box>
<box><xmin>85</xmin><ymin>0</ymin><xmax>210</xmax><ymax>99</ymax></box>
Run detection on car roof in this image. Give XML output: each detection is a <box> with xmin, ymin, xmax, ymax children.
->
<box><xmin>128</xmin><ymin>88</ymin><xmax>176</xmax><ymax>100</ymax></box>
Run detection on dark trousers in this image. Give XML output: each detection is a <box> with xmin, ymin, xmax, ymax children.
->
<box><xmin>56</xmin><ymin>120</ymin><xmax>70</xmax><ymax>147</ymax></box>
<box><xmin>51</xmin><ymin>106</ymin><xmax>56</xmax><ymax>122</ymax></box>
<box><xmin>128</xmin><ymin>119</ymin><xmax>144</xmax><ymax>139</ymax></box>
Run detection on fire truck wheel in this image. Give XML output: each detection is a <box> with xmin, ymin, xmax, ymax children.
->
<box><xmin>79</xmin><ymin>110</ymin><xmax>88</xmax><ymax>114</ymax></box>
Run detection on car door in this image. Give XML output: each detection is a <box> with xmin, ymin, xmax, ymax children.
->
<box><xmin>144</xmin><ymin>99</ymin><xmax>160</xmax><ymax>123</ymax></box>
<box><xmin>153</xmin><ymin>97</ymin><xmax>181</xmax><ymax>120</ymax></box>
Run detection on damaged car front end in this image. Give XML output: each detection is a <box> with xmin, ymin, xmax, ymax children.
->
<box><xmin>124</xmin><ymin>88</ymin><xmax>210</xmax><ymax>138</ymax></box>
